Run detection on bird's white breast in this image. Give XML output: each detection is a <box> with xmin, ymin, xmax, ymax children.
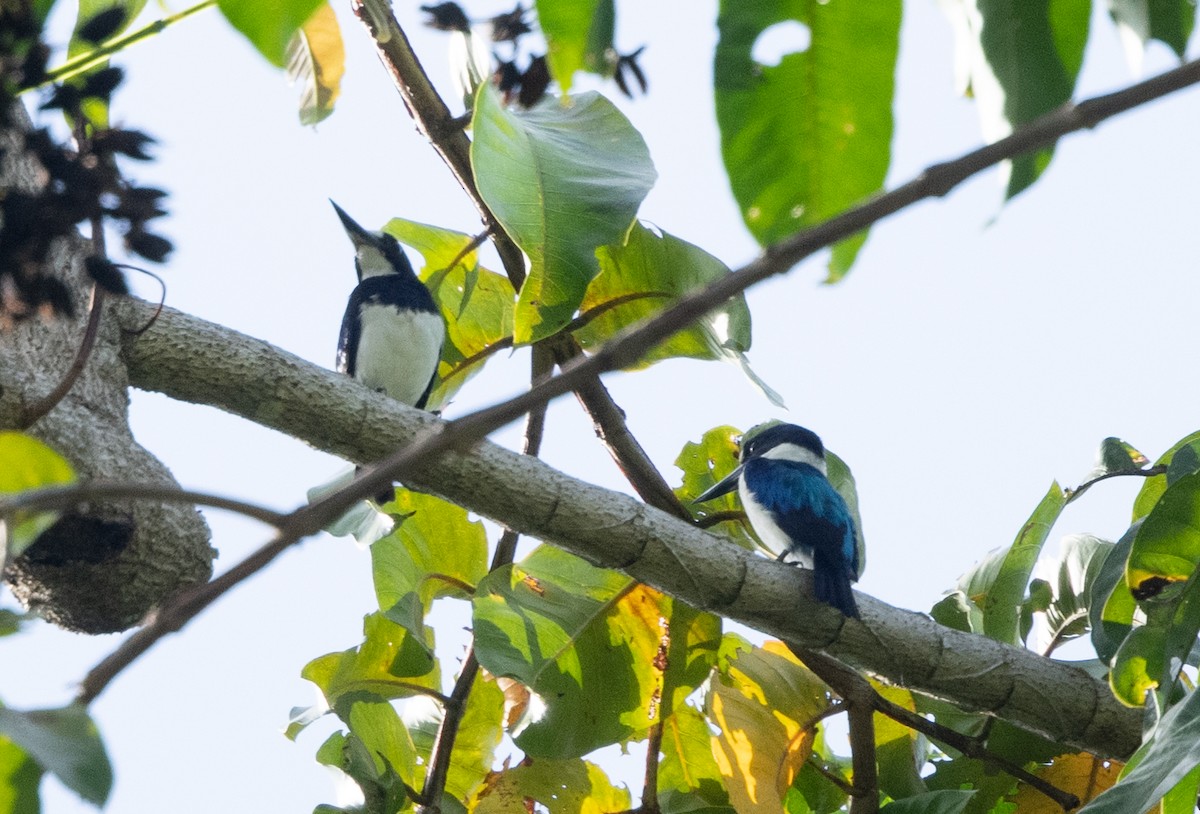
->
<box><xmin>738</xmin><ymin>479</ymin><xmax>814</xmax><ymax>568</ymax></box>
<box><xmin>356</xmin><ymin>304</ymin><xmax>445</xmax><ymax>407</ymax></box>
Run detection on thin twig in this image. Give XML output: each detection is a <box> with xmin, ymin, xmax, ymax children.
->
<box><xmin>872</xmin><ymin>684</ymin><xmax>1079</xmax><ymax>810</ymax></box>
<box><xmin>20</xmin><ymin>285</ymin><xmax>105</xmax><ymax>427</ymax></box>
<box><xmin>798</xmin><ymin>648</ymin><xmax>879</xmax><ymax>813</ymax></box>
<box><xmin>349</xmin><ymin>4</ymin><xmax>686</xmax><ymax>533</ymax></box>
<box><xmin>0</xmin><ymin>480</ymin><xmax>288</xmax><ymax>528</ymax></box>
<box><xmin>1064</xmin><ymin>464</ymin><xmax>1167</xmax><ymax>504</ymax></box>
<box><xmin>416</xmin><ymin>347</ymin><xmax>552</xmax><ymax>813</ymax></box>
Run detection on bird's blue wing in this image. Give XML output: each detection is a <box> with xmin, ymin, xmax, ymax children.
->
<box><xmin>743</xmin><ymin>459</ymin><xmax>857</xmax><ymax>574</ymax></box>
<box><xmin>336</xmin><ymin>285</ymin><xmax>363</xmax><ymax>376</ymax></box>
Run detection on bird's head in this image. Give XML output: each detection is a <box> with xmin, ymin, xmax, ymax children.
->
<box><xmin>330</xmin><ymin>200</ymin><xmax>416</xmax><ymax>282</ymax></box>
<box><xmin>692</xmin><ymin>422</ymin><xmax>827</xmax><ymax>503</ymax></box>
<box><xmin>740</xmin><ymin>423</ymin><xmax>826</xmax><ymax>472</ymax></box>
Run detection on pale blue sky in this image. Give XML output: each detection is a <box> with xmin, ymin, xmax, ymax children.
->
<box><xmin>5</xmin><ymin>0</ymin><xmax>1200</xmax><ymax>810</ymax></box>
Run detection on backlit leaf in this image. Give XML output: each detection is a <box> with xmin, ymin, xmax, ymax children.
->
<box><xmin>285</xmin><ymin>2</ymin><xmax>343</xmax><ymax>125</ymax></box>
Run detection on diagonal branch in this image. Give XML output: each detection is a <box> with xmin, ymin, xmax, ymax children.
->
<box><xmin>349</xmin><ymin>6</ymin><xmax>691</xmax><ymax>521</ymax></box>
<box><xmin>114</xmin><ymin>298</ymin><xmax>1144</xmax><ymax>757</ymax></box>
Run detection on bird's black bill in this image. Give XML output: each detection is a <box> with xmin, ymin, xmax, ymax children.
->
<box><xmin>330</xmin><ymin>199</ymin><xmax>373</xmax><ymax>246</ymax></box>
<box><xmin>692</xmin><ymin>466</ymin><xmax>742</xmax><ymax>503</ymax></box>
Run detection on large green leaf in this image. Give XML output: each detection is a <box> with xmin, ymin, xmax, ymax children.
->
<box><xmin>1108</xmin><ymin>0</ymin><xmax>1196</xmax><ymax>62</ymax></box>
<box><xmin>372</xmin><ymin>491</ymin><xmax>488</xmax><ymax>646</ymax></box>
<box><xmin>0</xmin><ymin>432</ymin><xmax>76</xmax><ymax>567</ymax></box>
<box><xmin>1092</xmin><ymin>522</ymin><xmax>1140</xmax><ymax>663</ymax></box>
<box><xmin>940</xmin><ymin>0</ymin><xmax>1090</xmax><ymax>199</ymax></box>
<box><xmin>217</xmin><ymin>0</ymin><xmax>325</xmax><ymax>67</ymax></box>
<box><xmin>714</xmin><ymin>0</ymin><xmax>900</xmax><ymax>280</ymax></box>
<box><xmin>1133</xmin><ymin>432</ymin><xmax>1200</xmax><ymax>521</ymax></box>
<box><xmin>534</xmin><ymin>0</ymin><xmax>615</xmax><ymax>92</ymax></box>
<box><xmin>0</xmin><ymin>735</ymin><xmax>41</xmax><ymax>814</ymax></box>
<box><xmin>578</xmin><ymin>223</ymin><xmax>750</xmax><ymax>366</ymax></box>
<box><xmin>383</xmin><ymin>218</ymin><xmax>516</xmax><ymax>408</ymax></box>
<box><xmin>473</xmin><ymin>547</ymin><xmax>695</xmax><ymax>757</ymax></box>
<box><xmin>471</xmin><ymin>85</ymin><xmax>656</xmax><ymax>343</ymax></box>
<box><xmin>674</xmin><ymin>425</ymin><xmax>758</xmax><ymax>552</ymax></box>
<box><xmin>577</xmin><ymin>223</ymin><xmax>782</xmax><ymax>403</ymax></box>
<box><xmin>0</xmin><ymin>705</ymin><xmax>111</xmax><ymax>806</ymax></box>
<box><xmin>980</xmin><ymin>481</ymin><xmax>1067</xmax><ymax>645</ymax></box>
<box><xmin>302</xmin><ymin>612</ymin><xmax>440</xmax><ymax>710</ymax></box>
<box><xmin>1078</xmin><ymin>686</ymin><xmax>1200</xmax><ymax>812</ymax></box>
<box><xmin>1127</xmin><ymin>470</ymin><xmax>1200</xmax><ymax>595</ymax></box>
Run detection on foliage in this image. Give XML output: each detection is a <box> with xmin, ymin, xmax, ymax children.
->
<box><xmin>2</xmin><ymin>0</ymin><xmax>1200</xmax><ymax>813</ymax></box>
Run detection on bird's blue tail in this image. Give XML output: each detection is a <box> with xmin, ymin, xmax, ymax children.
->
<box><xmin>813</xmin><ymin>551</ymin><xmax>859</xmax><ymax>619</ymax></box>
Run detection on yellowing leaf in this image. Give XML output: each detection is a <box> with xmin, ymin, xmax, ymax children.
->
<box><xmin>285</xmin><ymin>2</ymin><xmax>344</xmax><ymax>125</ymax></box>
<box><xmin>1009</xmin><ymin>753</ymin><xmax>1122</xmax><ymax>812</ymax></box>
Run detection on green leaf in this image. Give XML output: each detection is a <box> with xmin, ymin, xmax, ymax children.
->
<box><xmin>826</xmin><ymin>449</ymin><xmax>866</xmax><ymax>579</ymax></box>
<box><xmin>714</xmin><ymin>0</ymin><xmax>899</xmax><ymax>280</ymax></box>
<box><xmin>344</xmin><ymin>698</ymin><xmax>419</xmax><ymax>789</ymax></box>
<box><xmin>445</xmin><ymin>675</ymin><xmax>505</xmax><ymax>806</ymax></box>
<box><xmin>1110</xmin><ymin>625</ymin><xmax>1166</xmax><ymax>706</ymax></box>
<box><xmin>471</xmin><ymin>85</ymin><xmax>656</xmax><ymax>343</ymax></box>
<box><xmin>68</xmin><ymin>0</ymin><xmax>147</xmax><ymax>57</ymax></box>
<box><xmin>577</xmin><ymin>223</ymin><xmax>782</xmax><ymax>404</ymax></box>
<box><xmin>1078</xmin><ymin>686</ymin><xmax>1200</xmax><ymax>812</ymax></box>
<box><xmin>1160</xmin><ymin>762</ymin><xmax>1200</xmax><ymax>814</ymax></box>
<box><xmin>217</xmin><ymin>0</ymin><xmax>325</xmax><ymax>67</ymax></box>
<box><xmin>1092</xmin><ymin>522</ymin><xmax>1140</xmax><ymax>663</ymax></box>
<box><xmin>674</xmin><ymin>426</ymin><xmax>758</xmax><ymax>552</ymax></box>
<box><xmin>0</xmin><ymin>432</ymin><xmax>77</xmax><ymax>565</ymax></box>
<box><xmin>383</xmin><ymin>218</ymin><xmax>516</xmax><ymax>408</ymax></box>
<box><xmin>302</xmin><ymin>612</ymin><xmax>440</xmax><ymax>710</ymax></box>
<box><xmin>0</xmin><ymin>735</ymin><xmax>42</xmax><ymax>814</ymax></box>
<box><xmin>372</xmin><ymin>490</ymin><xmax>488</xmax><ymax>645</ymax></box>
<box><xmin>1134</xmin><ymin>432</ymin><xmax>1200</xmax><ymax>521</ymax></box>
<box><xmin>707</xmin><ymin>642</ymin><xmax>829</xmax><ymax>814</ymax></box>
<box><xmin>0</xmin><ymin>705</ymin><xmax>111</xmax><ymax>806</ymax></box>
<box><xmin>284</xmin><ymin>1</ymin><xmax>343</xmax><ymax>125</ymax></box>
<box><xmin>0</xmin><ymin>609</ymin><xmax>31</xmax><ymax>639</ymax></box>
<box><xmin>940</xmin><ymin>0</ymin><xmax>1090</xmax><ymax>198</ymax></box>
<box><xmin>473</xmin><ymin>547</ymin><xmax>669</xmax><ymax>757</ymax></box>
<box><xmin>658</xmin><ymin>705</ymin><xmax>734</xmax><ymax>814</ymax></box>
<box><xmin>1127</xmin><ymin>471</ymin><xmax>1200</xmax><ymax>595</ymax></box>
<box><xmin>534</xmin><ymin>0</ymin><xmax>615</xmax><ymax>93</ymax></box>
<box><xmin>579</xmin><ymin>223</ymin><xmax>751</xmax><ymax>366</ymax></box>
<box><xmin>1039</xmin><ymin>534</ymin><xmax>1114</xmax><ymax>653</ymax></box>
<box><xmin>880</xmin><ymin>790</ymin><xmax>976</xmax><ymax>814</ymax></box>
<box><xmin>474</xmin><ymin>757</ymin><xmax>630</xmax><ymax>814</ymax></box>
<box><xmin>931</xmin><ymin>590</ymin><xmax>984</xmax><ymax>634</ymax></box>
<box><xmin>980</xmin><ymin>482</ymin><xmax>1067</xmax><ymax>645</ymax></box>
<box><xmin>873</xmin><ymin>683</ymin><xmax>927</xmax><ymax>800</ymax></box>
<box><xmin>1108</xmin><ymin>0</ymin><xmax>1196</xmax><ymax>62</ymax></box>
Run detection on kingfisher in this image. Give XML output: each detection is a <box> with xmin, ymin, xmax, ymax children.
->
<box><xmin>694</xmin><ymin>423</ymin><xmax>860</xmax><ymax>618</ymax></box>
<box><xmin>332</xmin><ymin>201</ymin><xmax>445</xmax><ymax>499</ymax></box>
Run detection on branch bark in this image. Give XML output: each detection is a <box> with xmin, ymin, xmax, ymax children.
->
<box><xmin>112</xmin><ymin>297</ymin><xmax>1142</xmax><ymax>757</ymax></box>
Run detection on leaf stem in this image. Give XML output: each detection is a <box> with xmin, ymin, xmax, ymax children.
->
<box><xmin>40</xmin><ymin>0</ymin><xmax>217</xmax><ymax>86</ymax></box>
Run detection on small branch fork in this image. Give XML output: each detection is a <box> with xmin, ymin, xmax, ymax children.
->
<box><xmin>795</xmin><ymin>647</ymin><xmax>1081</xmax><ymax>813</ymax></box>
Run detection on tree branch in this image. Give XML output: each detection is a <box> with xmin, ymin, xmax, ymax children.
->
<box><xmin>113</xmin><ymin>298</ymin><xmax>1143</xmax><ymax>757</ymax></box>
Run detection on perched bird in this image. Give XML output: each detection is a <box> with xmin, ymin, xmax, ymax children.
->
<box><xmin>332</xmin><ymin>201</ymin><xmax>445</xmax><ymax>499</ymax></box>
<box><xmin>694</xmin><ymin>423</ymin><xmax>860</xmax><ymax>618</ymax></box>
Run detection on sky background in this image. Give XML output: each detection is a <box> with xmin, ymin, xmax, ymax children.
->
<box><xmin>4</xmin><ymin>0</ymin><xmax>1200</xmax><ymax>811</ymax></box>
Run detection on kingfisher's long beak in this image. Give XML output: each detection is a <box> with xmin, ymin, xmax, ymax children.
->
<box><xmin>693</xmin><ymin>465</ymin><xmax>743</xmax><ymax>503</ymax></box>
<box><xmin>330</xmin><ymin>199</ymin><xmax>373</xmax><ymax>248</ymax></box>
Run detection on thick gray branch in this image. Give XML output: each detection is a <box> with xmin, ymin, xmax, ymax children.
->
<box><xmin>114</xmin><ymin>298</ymin><xmax>1142</xmax><ymax>757</ymax></box>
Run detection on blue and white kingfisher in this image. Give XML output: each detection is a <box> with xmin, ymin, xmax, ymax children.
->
<box><xmin>332</xmin><ymin>201</ymin><xmax>445</xmax><ymax>498</ymax></box>
<box><xmin>694</xmin><ymin>423</ymin><xmax>861</xmax><ymax>619</ymax></box>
